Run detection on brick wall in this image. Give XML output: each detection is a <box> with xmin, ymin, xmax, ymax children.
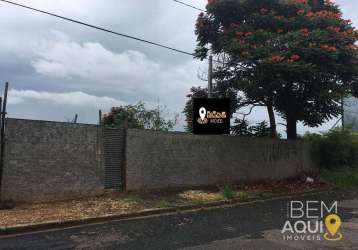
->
<box><xmin>125</xmin><ymin>129</ymin><xmax>316</xmax><ymax>191</ymax></box>
<box><xmin>1</xmin><ymin>118</ymin><xmax>104</xmax><ymax>203</ymax></box>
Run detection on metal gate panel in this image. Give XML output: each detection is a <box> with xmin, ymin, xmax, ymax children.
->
<box><xmin>103</xmin><ymin>128</ymin><xmax>125</xmax><ymax>190</ymax></box>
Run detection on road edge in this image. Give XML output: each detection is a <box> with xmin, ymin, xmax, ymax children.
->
<box><xmin>0</xmin><ymin>188</ymin><xmax>334</xmax><ymax>236</ymax></box>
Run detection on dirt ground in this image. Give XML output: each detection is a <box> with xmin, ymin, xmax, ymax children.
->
<box><xmin>0</xmin><ymin>176</ymin><xmax>328</xmax><ymax>228</ymax></box>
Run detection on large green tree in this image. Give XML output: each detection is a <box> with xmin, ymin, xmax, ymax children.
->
<box><xmin>103</xmin><ymin>102</ymin><xmax>178</xmax><ymax>132</ymax></box>
<box><xmin>195</xmin><ymin>0</ymin><xmax>358</xmax><ymax>139</ymax></box>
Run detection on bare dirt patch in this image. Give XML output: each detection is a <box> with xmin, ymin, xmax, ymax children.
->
<box><xmin>0</xmin><ymin>176</ymin><xmax>328</xmax><ymax>228</ymax></box>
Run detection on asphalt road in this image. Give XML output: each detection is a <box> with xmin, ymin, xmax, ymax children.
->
<box><xmin>0</xmin><ymin>189</ymin><xmax>358</xmax><ymax>250</ymax></box>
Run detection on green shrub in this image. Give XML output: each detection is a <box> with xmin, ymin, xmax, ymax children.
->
<box><xmin>221</xmin><ymin>184</ymin><xmax>235</xmax><ymax>200</ymax></box>
<box><xmin>304</xmin><ymin>129</ymin><xmax>358</xmax><ymax>170</ymax></box>
<box><xmin>321</xmin><ymin>168</ymin><xmax>358</xmax><ymax>188</ymax></box>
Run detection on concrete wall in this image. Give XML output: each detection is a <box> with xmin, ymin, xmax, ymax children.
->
<box><xmin>0</xmin><ymin>119</ymin><xmax>316</xmax><ymax>202</ymax></box>
<box><xmin>1</xmin><ymin>118</ymin><xmax>104</xmax><ymax>203</ymax></box>
<box><xmin>125</xmin><ymin>129</ymin><xmax>316</xmax><ymax>191</ymax></box>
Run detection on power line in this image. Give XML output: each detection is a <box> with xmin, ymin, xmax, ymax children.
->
<box><xmin>172</xmin><ymin>0</ymin><xmax>206</xmax><ymax>12</ymax></box>
<box><xmin>171</xmin><ymin>0</ymin><xmax>222</xmax><ymax>97</ymax></box>
<box><xmin>0</xmin><ymin>0</ymin><xmax>224</xmax><ymax>66</ymax></box>
<box><xmin>0</xmin><ymin>0</ymin><xmax>195</xmax><ymax>57</ymax></box>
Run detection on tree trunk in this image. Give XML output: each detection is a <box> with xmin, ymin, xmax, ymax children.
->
<box><xmin>267</xmin><ymin>104</ymin><xmax>277</xmax><ymax>138</ymax></box>
<box><xmin>286</xmin><ymin>114</ymin><xmax>298</xmax><ymax>140</ymax></box>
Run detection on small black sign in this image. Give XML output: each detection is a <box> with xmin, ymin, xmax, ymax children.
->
<box><xmin>193</xmin><ymin>98</ymin><xmax>230</xmax><ymax>135</ymax></box>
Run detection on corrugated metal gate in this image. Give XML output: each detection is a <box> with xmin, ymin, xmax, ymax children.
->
<box><xmin>103</xmin><ymin>128</ymin><xmax>126</xmax><ymax>191</ymax></box>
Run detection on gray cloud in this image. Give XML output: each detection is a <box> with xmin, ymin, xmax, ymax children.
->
<box><xmin>0</xmin><ymin>0</ymin><xmax>208</xmax><ymax>126</ymax></box>
<box><xmin>8</xmin><ymin>88</ymin><xmax>125</xmax><ymax>107</ymax></box>
<box><xmin>0</xmin><ymin>0</ymin><xmax>355</xmax><ymax>134</ymax></box>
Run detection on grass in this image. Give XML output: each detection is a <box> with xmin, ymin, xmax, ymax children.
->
<box><xmin>321</xmin><ymin>167</ymin><xmax>358</xmax><ymax>188</ymax></box>
<box><xmin>156</xmin><ymin>200</ymin><xmax>175</xmax><ymax>208</ymax></box>
<box><xmin>121</xmin><ymin>196</ymin><xmax>143</xmax><ymax>204</ymax></box>
<box><xmin>237</xmin><ymin>191</ymin><xmax>249</xmax><ymax>202</ymax></box>
<box><xmin>271</xmin><ymin>186</ymin><xmax>290</xmax><ymax>194</ymax></box>
<box><xmin>191</xmin><ymin>200</ymin><xmax>206</xmax><ymax>206</ymax></box>
<box><xmin>257</xmin><ymin>192</ymin><xmax>273</xmax><ymax>199</ymax></box>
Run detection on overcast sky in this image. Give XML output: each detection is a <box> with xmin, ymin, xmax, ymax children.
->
<box><xmin>0</xmin><ymin>0</ymin><xmax>356</xmax><ymax>134</ymax></box>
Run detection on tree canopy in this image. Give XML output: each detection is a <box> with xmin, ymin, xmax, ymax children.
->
<box><xmin>103</xmin><ymin>102</ymin><xmax>178</xmax><ymax>132</ymax></box>
<box><xmin>195</xmin><ymin>0</ymin><xmax>358</xmax><ymax>139</ymax></box>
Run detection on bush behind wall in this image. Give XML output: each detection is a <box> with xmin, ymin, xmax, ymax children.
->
<box><xmin>304</xmin><ymin>129</ymin><xmax>358</xmax><ymax>170</ymax></box>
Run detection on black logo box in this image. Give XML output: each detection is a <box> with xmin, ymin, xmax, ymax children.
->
<box><xmin>193</xmin><ymin>98</ymin><xmax>230</xmax><ymax>135</ymax></box>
